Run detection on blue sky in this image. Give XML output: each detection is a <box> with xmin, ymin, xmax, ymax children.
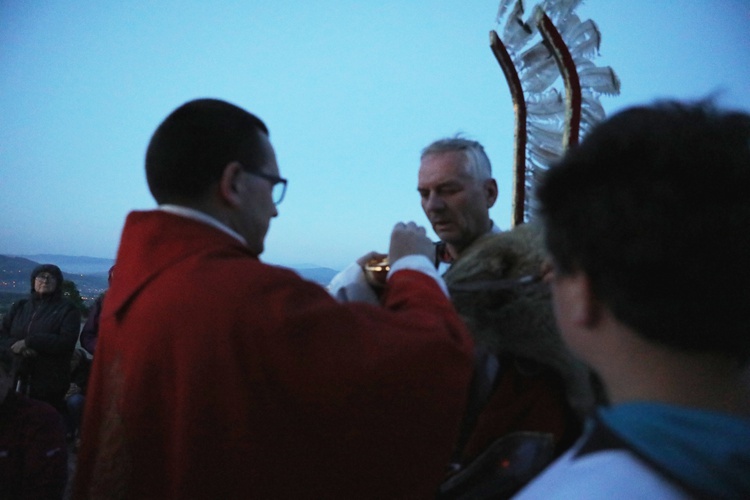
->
<box><xmin>1</xmin><ymin>1</ymin><xmax>748</xmax><ymax>271</ymax></box>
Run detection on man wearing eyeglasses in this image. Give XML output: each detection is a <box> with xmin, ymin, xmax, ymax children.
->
<box><xmin>74</xmin><ymin>98</ymin><xmax>474</xmax><ymax>499</ymax></box>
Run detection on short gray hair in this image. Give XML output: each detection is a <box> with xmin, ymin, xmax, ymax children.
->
<box><xmin>421</xmin><ymin>136</ymin><xmax>492</xmax><ymax>181</ymax></box>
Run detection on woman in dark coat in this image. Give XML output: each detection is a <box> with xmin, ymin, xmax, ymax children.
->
<box><xmin>0</xmin><ymin>264</ymin><xmax>80</xmax><ymax>412</ymax></box>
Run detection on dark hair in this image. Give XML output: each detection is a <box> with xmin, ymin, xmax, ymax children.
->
<box><xmin>538</xmin><ymin>99</ymin><xmax>750</xmax><ymax>360</ymax></box>
<box><xmin>30</xmin><ymin>263</ymin><xmax>64</xmax><ymax>299</ymax></box>
<box><xmin>145</xmin><ymin>98</ymin><xmax>270</xmax><ymax>204</ymax></box>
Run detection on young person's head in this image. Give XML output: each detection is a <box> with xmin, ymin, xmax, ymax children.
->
<box><xmin>539</xmin><ymin>100</ymin><xmax>750</xmax><ymax>364</ymax></box>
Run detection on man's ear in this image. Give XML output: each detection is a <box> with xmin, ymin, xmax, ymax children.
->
<box><xmin>484</xmin><ymin>178</ymin><xmax>499</xmax><ymax>208</ymax></box>
<box><xmin>218</xmin><ymin>161</ymin><xmax>244</xmax><ymax>207</ymax></box>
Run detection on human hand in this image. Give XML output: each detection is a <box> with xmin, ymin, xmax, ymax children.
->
<box><xmin>388</xmin><ymin>221</ymin><xmax>433</xmax><ymax>264</ymax></box>
<box><xmin>66</xmin><ymin>383</ymin><xmax>82</xmax><ymax>399</ymax></box>
<box><xmin>10</xmin><ymin>340</ymin><xmax>26</xmax><ymax>355</ymax></box>
<box><xmin>10</xmin><ymin>340</ymin><xmax>36</xmax><ymax>357</ymax></box>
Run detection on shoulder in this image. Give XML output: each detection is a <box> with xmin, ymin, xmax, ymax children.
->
<box><xmin>180</xmin><ymin>253</ymin><xmax>321</xmax><ymax>301</ymax></box>
<box><xmin>206</xmin><ymin>254</ymin><xmax>307</xmax><ymax>285</ymax></box>
<box><xmin>515</xmin><ymin>447</ymin><xmax>688</xmax><ymax>499</ymax></box>
<box><xmin>514</xmin><ymin>422</ymin><xmax>690</xmax><ymax>500</ymax></box>
<box><xmin>8</xmin><ymin>297</ymin><xmax>30</xmax><ymax>313</ymax></box>
<box><xmin>54</xmin><ymin>298</ymin><xmax>81</xmax><ymax>317</ymax></box>
<box><xmin>3</xmin><ymin>298</ymin><xmax>31</xmax><ymax>325</ymax></box>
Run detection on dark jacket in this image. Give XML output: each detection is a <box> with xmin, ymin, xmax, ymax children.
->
<box><xmin>79</xmin><ymin>294</ymin><xmax>103</xmax><ymax>355</ymax></box>
<box><xmin>0</xmin><ymin>296</ymin><xmax>80</xmax><ymax>410</ymax></box>
<box><xmin>440</xmin><ymin>224</ymin><xmax>601</xmax><ymax>498</ymax></box>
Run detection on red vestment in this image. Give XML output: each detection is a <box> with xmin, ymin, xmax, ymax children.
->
<box><xmin>74</xmin><ymin>210</ymin><xmax>473</xmax><ymax>499</ymax></box>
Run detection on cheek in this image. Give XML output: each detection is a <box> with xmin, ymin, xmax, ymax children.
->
<box><xmin>443</xmin><ymin>194</ymin><xmax>468</xmax><ymax>214</ymax></box>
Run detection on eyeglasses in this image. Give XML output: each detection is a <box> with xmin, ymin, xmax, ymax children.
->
<box><xmin>35</xmin><ymin>273</ymin><xmax>57</xmax><ymax>282</ymax></box>
<box><xmin>241</xmin><ymin>165</ymin><xmax>288</xmax><ymax>205</ymax></box>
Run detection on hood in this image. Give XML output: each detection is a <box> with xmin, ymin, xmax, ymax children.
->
<box><xmin>444</xmin><ymin>223</ymin><xmax>599</xmax><ymax>418</ymax></box>
<box><xmin>30</xmin><ymin>263</ymin><xmax>64</xmax><ymax>299</ymax></box>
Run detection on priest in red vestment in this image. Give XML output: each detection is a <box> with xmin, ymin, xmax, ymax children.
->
<box><xmin>74</xmin><ymin>98</ymin><xmax>474</xmax><ymax>499</ymax></box>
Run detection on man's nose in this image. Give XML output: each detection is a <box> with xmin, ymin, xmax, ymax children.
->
<box><xmin>423</xmin><ymin>192</ymin><xmax>446</xmax><ymax>212</ymax></box>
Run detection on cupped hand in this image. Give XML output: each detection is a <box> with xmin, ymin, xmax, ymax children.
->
<box><xmin>388</xmin><ymin>221</ymin><xmax>433</xmax><ymax>264</ymax></box>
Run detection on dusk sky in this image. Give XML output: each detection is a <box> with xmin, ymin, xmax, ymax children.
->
<box><xmin>2</xmin><ymin>1</ymin><xmax>748</xmax><ymax>271</ymax></box>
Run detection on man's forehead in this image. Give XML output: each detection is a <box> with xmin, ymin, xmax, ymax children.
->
<box><xmin>418</xmin><ymin>152</ymin><xmax>472</xmax><ymax>184</ymax></box>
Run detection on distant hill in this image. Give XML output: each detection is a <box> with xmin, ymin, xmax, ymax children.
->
<box><xmin>15</xmin><ymin>254</ymin><xmax>115</xmax><ymax>274</ymax></box>
<box><xmin>0</xmin><ymin>255</ymin><xmax>39</xmax><ymax>292</ymax></box>
<box><xmin>1</xmin><ymin>255</ymin><xmax>112</xmax><ymax>302</ymax></box>
<box><xmin>0</xmin><ymin>255</ymin><xmax>338</xmax><ymax>299</ymax></box>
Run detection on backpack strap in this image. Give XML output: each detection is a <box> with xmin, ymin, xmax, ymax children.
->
<box><xmin>450</xmin><ymin>346</ymin><xmax>502</xmax><ymax>467</ymax></box>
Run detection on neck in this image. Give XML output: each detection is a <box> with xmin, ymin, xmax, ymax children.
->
<box><xmin>600</xmin><ymin>329</ymin><xmax>750</xmax><ymax>416</ymax></box>
<box><xmin>446</xmin><ymin>220</ymin><xmax>494</xmax><ymax>261</ymax></box>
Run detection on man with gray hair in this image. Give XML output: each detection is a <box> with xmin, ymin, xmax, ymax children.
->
<box><xmin>418</xmin><ymin>137</ymin><xmax>500</xmax><ymax>270</ymax></box>
<box><xmin>329</xmin><ymin>136</ymin><xmax>500</xmax><ymax>299</ymax></box>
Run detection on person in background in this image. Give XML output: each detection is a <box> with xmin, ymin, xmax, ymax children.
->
<box><xmin>64</xmin><ymin>347</ymin><xmax>91</xmax><ymax>447</ymax></box>
<box><xmin>514</xmin><ymin>100</ymin><xmax>750</xmax><ymax>499</ymax></box>
<box><xmin>330</xmin><ymin>137</ymin><xmax>591</xmax><ymax>496</ymax></box>
<box><xmin>0</xmin><ymin>347</ymin><xmax>68</xmax><ymax>499</ymax></box>
<box><xmin>0</xmin><ymin>264</ymin><xmax>80</xmax><ymax>413</ymax></box>
<box><xmin>74</xmin><ymin>98</ymin><xmax>474</xmax><ymax>499</ymax></box>
<box><xmin>79</xmin><ymin>265</ymin><xmax>114</xmax><ymax>356</ymax></box>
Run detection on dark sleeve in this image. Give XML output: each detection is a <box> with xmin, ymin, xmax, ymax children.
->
<box><xmin>79</xmin><ymin>298</ymin><xmax>102</xmax><ymax>355</ymax></box>
<box><xmin>25</xmin><ymin>304</ymin><xmax>81</xmax><ymax>355</ymax></box>
<box><xmin>20</xmin><ymin>401</ymin><xmax>68</xmax><ymax>499</ymax></box>
<box><xmin>71</xmin><ymin>357</ymin><xmax>92</xmax><ymax>390</ymax></box>
<box><xmin>0</xmin><ymin>299</ymin><xmax>27</xmax><ymax>349</ymax></box>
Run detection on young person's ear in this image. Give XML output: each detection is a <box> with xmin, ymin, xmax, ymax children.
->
<box><xmin>218</xmin><ymin>161</ymin><xmax>244</xmax><ymax>207</ymax></box>
<box><xmin>566</xmin><ymin>272</ymin><xmax>601</xmax><ymax>328</ymax></box>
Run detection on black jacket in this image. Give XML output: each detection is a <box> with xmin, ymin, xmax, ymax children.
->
<box><xmin>0</xmin><ymin>295</ymin><xmax>80</xmax><ymax>409</ymax></box>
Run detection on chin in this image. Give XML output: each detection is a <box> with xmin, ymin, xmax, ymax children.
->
<box><xmin>435</xmin><ymin>229</ymin><xmax>457</xmax><ymax>242</ymax></box>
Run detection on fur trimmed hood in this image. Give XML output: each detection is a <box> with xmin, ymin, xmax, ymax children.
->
<box><xmin>444</xmin><ymin>223</ymin><xmax>600</xmax><ymax>418</ymax></box>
